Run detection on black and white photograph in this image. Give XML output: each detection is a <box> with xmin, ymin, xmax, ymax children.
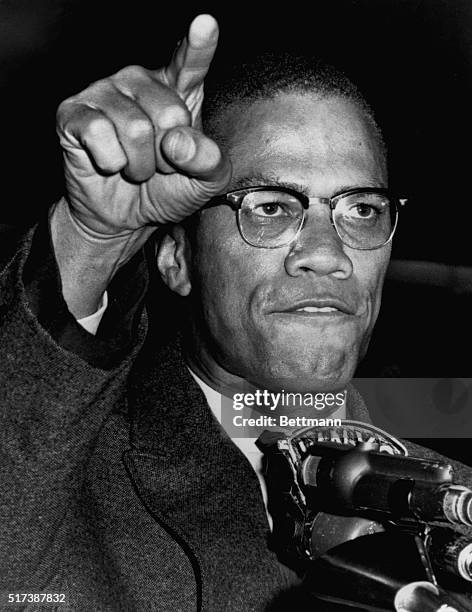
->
<box><xmin>1</xmin><ymin>1</ymin><xmax>472</xmax><ymax>610</ymax></box>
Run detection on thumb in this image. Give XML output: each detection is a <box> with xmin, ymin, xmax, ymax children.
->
<box><xmin>161</xmin><ymin>126</ymin><xmax>231</xmax><ymax>187</ymax></box>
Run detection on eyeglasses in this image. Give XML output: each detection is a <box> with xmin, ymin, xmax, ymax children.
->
<box><xmin>206</xmin><ymin>186</ymin><xmax>407</xmax><ymax>250</ymax></box>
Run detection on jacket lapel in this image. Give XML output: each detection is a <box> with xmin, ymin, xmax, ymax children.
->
<box><xmin>123</xmin><ymin>335</ymin><xmax>289</xmax><ymax>610</ymax></box>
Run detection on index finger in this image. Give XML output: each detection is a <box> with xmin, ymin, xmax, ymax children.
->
<box><xmin>163</xmin><ymin>14</ymin><xmax>219</xmax><ymax>95</ymax></box>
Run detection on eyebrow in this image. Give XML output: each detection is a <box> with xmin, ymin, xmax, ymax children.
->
<box><xmin>230</xmin><ymin>174</ymin><xmax>311</xmax><ymax>196</ymax></box>
<box><xmin>230</xmin><ymin>174</ymin><xmax>386</xmax><ymax>197</ymax></box>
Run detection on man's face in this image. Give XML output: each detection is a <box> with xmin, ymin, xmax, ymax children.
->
<box><xmin>187</xmin><ymin>92</ymin><xmax>389</xmax><ymax>392</ymax></box>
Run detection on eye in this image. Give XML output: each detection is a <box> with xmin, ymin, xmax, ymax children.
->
<box><xmin>241</xmin><ymin>189</ymin><xmax>304</xmax><ymax>221</ymax></box>
<box><xmin>351</xmin><ymin>203</ymin><xmax>379</xmax><ymax>219</ymax></box>
<box><xmin>341</xmin><ymin>194</ymin><xmax>389</xmax><ymax>223</ymax></box>
<box><xmin>253</xmin><ymin>201</ymin><xmax>291</xmax><ymax>217</ymax></box>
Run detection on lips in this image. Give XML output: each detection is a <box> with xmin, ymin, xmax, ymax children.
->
<box><xmin>274</xmin><ymin>297</ymin><xmax>356</xmax><ymax>316</ymax></box>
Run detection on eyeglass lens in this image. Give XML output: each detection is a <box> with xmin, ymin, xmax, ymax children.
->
<box><xmin>333</xmin><ymin>191</ymin><xmax>394</xmax><ymax>249</ymax></box>
<box><xmin>238</xmin><ymin>189</ymin><xmax>396</xmax><ymax>249</ymax></box>
<box><xmin>238</xmin><ymin>190</ymin><xmax>303</xmax><ymax>247</ymax></box>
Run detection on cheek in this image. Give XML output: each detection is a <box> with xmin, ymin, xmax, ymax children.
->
<box><xmin>193</xmin><ymin>216</ymin><xmax>258</xmax><ymax>332</ymax></box>
<box><xmin>193</xmin><ymin>212</ymin><xmax>284</xmax><ymax>346</ymax></box>
<box><xmin>355</xmin><ymin>250</ymin><xmax>390</xmax><ymax>322</ymax></box>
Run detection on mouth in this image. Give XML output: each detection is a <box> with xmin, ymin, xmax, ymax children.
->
<box><xmin>292</xmin><ymin>306</ymin><xmax>342</xmax><ymax>315</ymax></box>
<box><xmin>273</xmin><ymin>298</ymin><xmax>356</xmax><ymax>317</ymax></box>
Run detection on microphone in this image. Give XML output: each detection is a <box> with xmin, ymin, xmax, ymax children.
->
<box><xmin>394</xmin><ymin>581</ymin><xmax>460</xmax><ymax>612</ymax></box>
<box><xmin>299</xmin><ymin>441</ymin><xmax>472</xmax><ymax>527</ymax></box>
<box><xmin>257</xmin><ymin>430</ymin><xmax>472</xmax><ymax>609</ymax></box>
<box><xmin>302</xmin><ymin>531</ymin><xmax>468</xmax><ymax>612</ymax></box>
<box><xmin>427</xmin><ymin>528</ymin><xmax>472</xmax><ymax>582</ymax></box>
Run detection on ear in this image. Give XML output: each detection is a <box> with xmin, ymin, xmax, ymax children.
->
<box><xmin>156</xmin><ymin>225</ymin><xmax>192</xmax><ymax>296</ymax></box>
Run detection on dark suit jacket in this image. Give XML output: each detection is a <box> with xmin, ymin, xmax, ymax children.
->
<box><xmin>1</xmin><ymin>223</ymin><xmax>471</xmax><ymax>611</ymax></box>
<box><xmin>0</xmin><ymin>223</ymin><xmax>304</xmax><ymax>611</ymax></box>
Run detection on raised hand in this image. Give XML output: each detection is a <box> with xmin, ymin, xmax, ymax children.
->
<box><xmin>56</xmin><ymin>14</ymin><xmax>231</xmax><ymax>238</ymax></box>
<box><xmin>51</xmin><ymin>14</ymin><xmax>231</xmax><ymax>318</ymax></box>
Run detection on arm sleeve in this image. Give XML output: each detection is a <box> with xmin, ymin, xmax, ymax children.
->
<box><xmin>0</xmin><ymin>218</ymin><xmax>149</xmax><ymax>590</ymax></box>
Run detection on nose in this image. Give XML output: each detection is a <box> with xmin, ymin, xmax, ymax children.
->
<box><xmin>284</xmin><ymin>211</ymin><xmax>353</xmax><ymax>279</ymax></box>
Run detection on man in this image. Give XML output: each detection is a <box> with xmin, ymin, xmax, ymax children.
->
<box><xmin>1</xmin><ymin>13</ymin><xmax>471</xmax><ymax>611</ymax></box>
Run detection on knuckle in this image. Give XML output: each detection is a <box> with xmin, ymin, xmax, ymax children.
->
<box><xmin>83</xmin><ymin>116</ymin><xmax>110</xmax><ymax>140</ymax></box>
<box><xmin>170</xmin><ymin>104</ymin><xmax>192</xmax><ymax>125</ymax></box>
<box><xmin>78</xmin><ymin>78</ymin><xmax>112</xmax><ymax>99</ymax></box>
<box><xmin>127</xmin><ymin>118</ymin><xmax>153</xmax><ymax>141</ymax></box>
<box><xmin>114</xmin><ymin>64</ymin><xmax>148</xmax><ymax>82</ymax></box>
<box><xmin>157</xmin><ymin>104</ymin><xmax>191</xmax><ymax>129</ymax></box>
<box><xmin>56</xmin><ymin>98</ymin><xmax>77</xmax><ymax>122</ymax></box>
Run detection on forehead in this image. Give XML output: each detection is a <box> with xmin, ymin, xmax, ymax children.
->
<box><xmin>222</xmin><ymin>92</ymin><xmax>386</xmax><ymax>194</ymax></box>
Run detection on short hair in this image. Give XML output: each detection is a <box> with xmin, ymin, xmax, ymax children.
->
<box><xmin>202</xmin><ymin>51</ymin><xmax>386</xmax><ymax>160</ymax></box>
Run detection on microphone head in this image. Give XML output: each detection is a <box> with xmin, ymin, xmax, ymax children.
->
<box><xmin>394</xmin><ymin>581</ymin><xmax>458</xmax><ymax>612</ymax></box>
<box><xmin>443</xmin><ymin>486</ymin><xmax>472</xmax><ymax>527</ymax></box>
<box><xmin>456</xmin><ymin>541</ymin><xmax>472</xmax><ymax>581</ymax></box>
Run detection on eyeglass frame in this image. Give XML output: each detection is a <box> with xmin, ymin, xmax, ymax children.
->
<box><xmin>204</xmin><ymin>185</ymin><xmax>407</xmax><ymax>251</ymax></box>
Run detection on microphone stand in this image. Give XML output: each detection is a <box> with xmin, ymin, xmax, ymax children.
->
<box><xmin>303</xmin><ymin>531</ymin><xmax>468</xmax><ymax>612</ymax></box>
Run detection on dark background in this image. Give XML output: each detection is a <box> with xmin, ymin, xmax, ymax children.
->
<box><xmin>1</xmin><ymin>0</ymin><xmax>471</xmax><ymax>384</ymax></box>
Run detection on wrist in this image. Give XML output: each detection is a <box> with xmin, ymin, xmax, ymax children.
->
<box><xmin>53</xmin><ymin>198</ymin><xmax>155</xmax><ymax>263</ymax></box>
<box><xmin>50</xmin><ymin>198</ymin><xmax>154</xmax><ymax>318</ymax></box>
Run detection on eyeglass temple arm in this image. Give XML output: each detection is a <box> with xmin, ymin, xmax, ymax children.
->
<box><xmin>204</xmin><ymin>194</ymin><xmax>241</xmax><ymax>211</ymax></box>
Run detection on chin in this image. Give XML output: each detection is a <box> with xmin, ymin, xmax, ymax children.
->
<box><xmin>250</xmin><ymin>346</ymin><xmax>359</xmax><ymax>393</ymax></box>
